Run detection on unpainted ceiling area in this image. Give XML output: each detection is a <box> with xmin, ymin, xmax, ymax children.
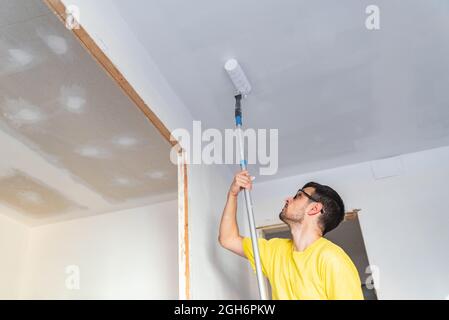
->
<box><xmin>0</xmin><ymin>169</ymin><xmax>83</xmax><ymax>217</ymax></box>
<box><xmin>113</xmin><ymin>0</ymin><xmax>449</xmax><ymax>180</ymax></box>
<box><xmin>0</xmin><ymin>0</ymin><xmax>177</xmax><ymax>226</ymax></box>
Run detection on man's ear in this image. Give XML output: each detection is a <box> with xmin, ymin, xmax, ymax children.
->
<box><xmin>307</xmin><ymin>202</ymin><xmax>323</xmax><ymax>216</ymax></box>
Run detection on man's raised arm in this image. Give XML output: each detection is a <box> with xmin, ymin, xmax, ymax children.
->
<box><xmin>218</xmin><ymin>170</ymin><xmax>253</xmax><ymax>258</ymax></box>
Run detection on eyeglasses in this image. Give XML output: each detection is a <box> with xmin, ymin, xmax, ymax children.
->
<box><xmin>293</xmin><ymin>189</ymin><xmax>325</xmax><ymax>213</ymax></box>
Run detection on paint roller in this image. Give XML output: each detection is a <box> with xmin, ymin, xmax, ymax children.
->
<box><xmin>224</xmin><ymin>59</ymin><xmax>268</xmax><ymax>300</ymax></box>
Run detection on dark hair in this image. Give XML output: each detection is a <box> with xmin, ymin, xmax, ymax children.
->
<box><xmin>303</xmin><ymin>182</ymin><xmax>345</xmax><ymax>235</ymax></box>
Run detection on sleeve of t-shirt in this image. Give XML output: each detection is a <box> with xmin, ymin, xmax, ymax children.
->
<box><xmin>242</xmin><ymin>237</ymin><xmax>272</xmax><ymax>278</ymax></box>
<box><xmin>322</xmin><ymin>251</ymin><xmax>364</xmax><ymax>300</ymax></box>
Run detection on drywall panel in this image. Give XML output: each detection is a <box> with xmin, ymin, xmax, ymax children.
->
<box><xmin>0</xmin><ymin>0</ymin><xmax>48</xmax><ymax>28</ymax></box>
<box><xmin>0</xmin><ymin>11</ymin><xmax>177</xmax><ymax>205</ymax></box>
<box><xmin>0</xmin><ymin>170</ymin><xmax>83</xmax><ymax>217</ymax></box>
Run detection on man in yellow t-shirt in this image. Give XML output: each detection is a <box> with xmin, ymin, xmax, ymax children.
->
<box><xmin>219</xmin><ymin>170</ymin><xmax>363</xmax><ymax>300</ymax></box>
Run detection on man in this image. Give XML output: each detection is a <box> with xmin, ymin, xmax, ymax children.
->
<box><xmin>219</xmin><ymin>170</ymin><xmax>363</xmax><ymax>300</ymax></box>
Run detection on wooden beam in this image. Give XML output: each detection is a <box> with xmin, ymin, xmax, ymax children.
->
<box><xmin>344</xmin><ymin>209</ymin><xmax>361</xmax><ymax>221</ymax></box>
<box><xmin>177</xmin><ymin>151</ymin><xmax>190</xmax><ymax>299</ymax></box>
<box><xmin>183</xmin><ymin>155</ymin><xmax>190</xmax><ymax>299</ymax></box>
<box><xmin>43</xmin><ymin>0</ymin><xmax>177</xmax><ymax>147</ymax></box>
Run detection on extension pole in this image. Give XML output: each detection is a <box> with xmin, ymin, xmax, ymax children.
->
<box><xmin>234</xmin><ymin>94</ymin><xmax>268</xmax><ymax>300</ymax></box>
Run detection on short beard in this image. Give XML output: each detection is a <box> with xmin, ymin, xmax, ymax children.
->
<box><xmin>279</xmin><ymin>208</ymin><xmax>304</xmax><ymax>226</ymax></box>
<box><xmin>279</xmin><ymin>211</ymin><xmax>286</xmax><ymax>223</ymax></box>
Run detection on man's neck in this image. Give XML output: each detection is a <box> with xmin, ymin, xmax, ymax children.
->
<box><xmin>290</xmin><ymin>222</ymin><xmax>322</xmax><ymax>252</ymax></box>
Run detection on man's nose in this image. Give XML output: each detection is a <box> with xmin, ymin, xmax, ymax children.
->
<box><xmin>285</xmin><ymin>196</ymin><xmax>293</xmax><ymax>203</ymax></box>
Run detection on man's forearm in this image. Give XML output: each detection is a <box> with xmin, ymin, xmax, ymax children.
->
<box><xmin>218</xmin><ymin>192</ymin><xmax>241</xmax><ymax>244</ymax></box>
<box><xmin>218</xmin><ymin>171</ymin><xmax>250</xmax><ymax>257</ymax></box>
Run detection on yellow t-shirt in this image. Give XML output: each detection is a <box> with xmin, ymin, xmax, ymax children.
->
<box><xmin>242</xmin><ymin>237</ymin><xmax>364</xmax><ymax>300</ymax></box>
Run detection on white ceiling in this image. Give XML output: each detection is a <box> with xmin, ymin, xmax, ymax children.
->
<box><xmin>113</xmin><ymin>0</ymin><xmax>449</xmax><ymax>180</ymax></box>
<box><xmin>0</xmin><ymin>0</ymin><xmax>177</xmax><ymax>226</ymax></box>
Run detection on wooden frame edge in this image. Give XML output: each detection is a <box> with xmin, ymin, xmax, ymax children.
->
<box><xmin>177</xmin><ymin>151</ymin><xmax>190</xmax><ymax>300</ymax></box>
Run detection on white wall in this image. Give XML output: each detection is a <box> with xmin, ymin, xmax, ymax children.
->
<box><xmin>18</xmin><ymin>200</ymin><xmax>178</xmax><ymax>299</ymax></box>
<box><xmin>250</xmin><ymin>146</ymin><xmax>449</xmax><ymax>299</ymax></box>
<box><xmin>0</xmin><ymin>214</ymin><xmax>29</xmax><ymax>299</ymax></box>
<box><xmin>188</xmin><ymin>163</ymin><xmax>256</xmax><ymax>299</ymax></box>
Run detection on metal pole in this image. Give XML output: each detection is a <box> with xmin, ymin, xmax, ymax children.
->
<box><xmin>234</xmin><ymin>95</ymin><xmax>268</xmax><ymax>300</ymax></box>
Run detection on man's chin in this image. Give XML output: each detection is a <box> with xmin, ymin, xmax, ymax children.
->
<box><xmin>279</xmin><ymin>212</ymin><xmax>303</xmax><ymax>225</ymax></box>
<box><xmin>279</xmin><ymin>212</ymin><xmax>286</xmax><ymax>223</ymax></box>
